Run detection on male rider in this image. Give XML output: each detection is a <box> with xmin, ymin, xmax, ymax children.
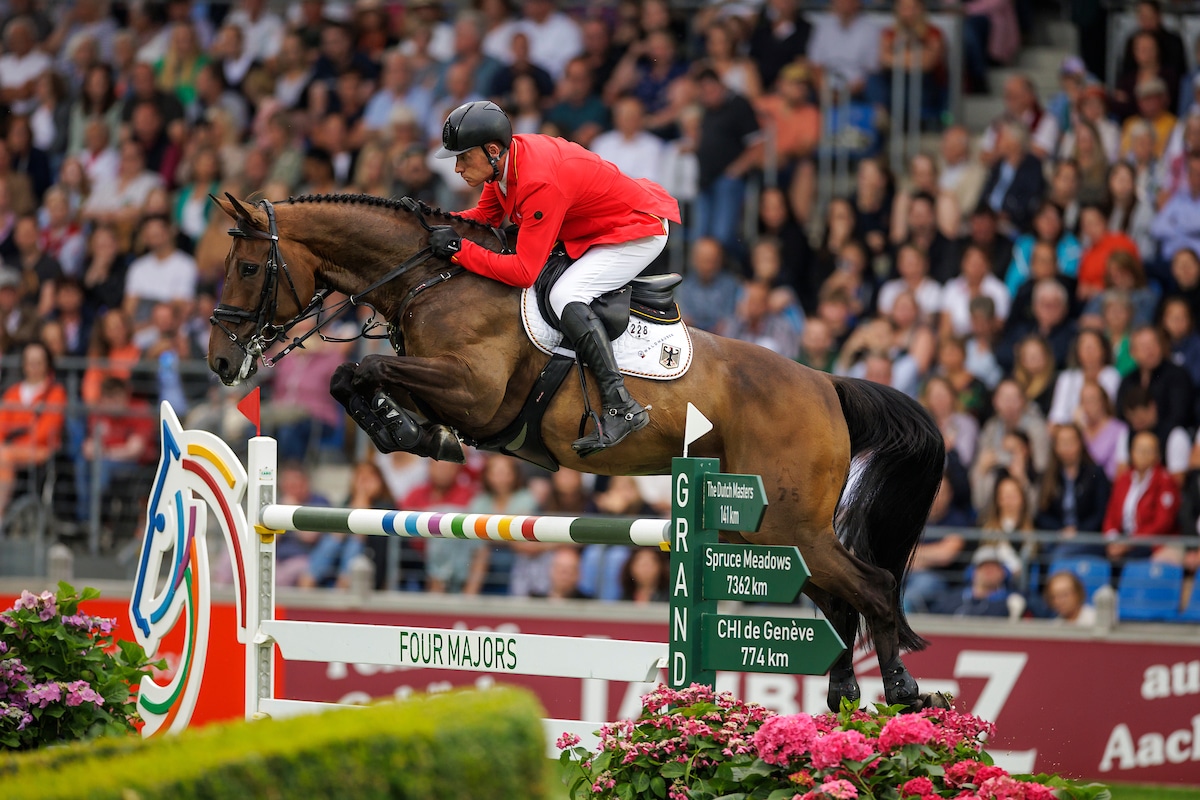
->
<box><xmin>428</xmin><ymin>100</ymin><xmax>680</xmax><ymax>455</ymax></box>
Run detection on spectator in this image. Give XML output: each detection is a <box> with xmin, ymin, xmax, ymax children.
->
<box><xmin>876</xmin><ymin>243</ymin><xmax>942</xmax><ymax>321</ymax></box>
<box><xmin>1048</xmin><ymin>56</ymin><xmax>1088</xmax><ymax>135</ymax></box>
<box><xmin>1087</xmin><ymin>250</ymin><xmax>1160</xmax><ymax>328</ymax></box>
<box><xmin>971</xmin><ymin>378</ymin><xmax>1050</xmax><ymax>508</ymax></box>
<box><xmin>80</xmin><ymin>308</ymin><xmax>140</xmax><ymax>405</ymax></box>
<box><xmin>1046</xmin><ymin>159</ymin><xmax>1082</xmax><ymax>233</ymax></box>
<box><xmin>402</xmin><ymin>460</ymin><xmax>480</xmax><ymax>593</ymax></box>
<box><xmin>514</xmin><ymin>468</ymin><xmax>589</xmax><ymax>598</ymax></box>
<box><xmin>1107</xmin><ymin>162</ymin><xmax>1156</xmax><ymax>264</ymax></box>
<box><xmin>1078</xmin><ymin>377</ymin><xmax>1128</xmax><ymax>480</ymax></box>
<box><xmin>850</xmin><ymin>157</ymin><xmax>893</xmax><ymax>264</ymax></box>
<box><xmin>122</xmin><ymin>214</ymin><xmax>197</xmax><ymax>328</ymax></box>
<box><xmin>956</xmin><ymin>205</ymin><xmax>1013</xmax><ymax>283</ymax></box>
<box><xmin>757</xmin><ymin>186</ymin><xmax>817</xmax><ymax>311</ymax></box>
<box><xmin>945</xmin><ymin>545</ymin><xmax>1018</xmax><ymax>618</ymax></box>
<box><xmin>1150</xmin><ymin>148</ymin><xmax>1200</xmax><ymax>261</ymax></box>
<box><xmin>1170</xmin><ymin>248</ymin><xmax>1200</xmax><ymax>321</ymax></box>
<box><xmin>869</xmin><ymin>0</ymin><xmax>947</xmax><ymax>129</ymax></box>
<box><xmin>619</xmin><ymin>548</ymin><xmax>670</xmax><ymax>603</ymax></box>
<box><xmin>1120</xmin><ymin>77</ymin><xmax>1176</xmax><ymax>161</ymax></box>
<box><xmin>1076</xmin><ymin>203</ymin><xmax>1140</xmax><ymax>303</ymax></box>
<box><xmin>46</xmin><ymin>277</ymin><xmax>90</xmax><ymax>357</ymax></box>
<box><xmin>981</xmin><ymin>120</ymin><xmax>1046</xmax><ymax>236</ymax></box>
<box><xmin>0</xmin><ymin>16</ymin><xmax>52</xmax><ymax>116</ymax></box>
<box><xmin>815</xmin><ymin>281</ymin><xmax>860</xmax><ymax>352</ymax></box>
<box><xmin>693</xmin><ymin>66</ymin><xmax>762</xmax><ymax>263</ymax></box>
<box><xmin>1116</xmin><ymin>325</ymin><xmax>1194</xmax><ymax>445</ymax></box>
<box><xmin>897</xmin><ymin>186</ymin><xmax>959</xmax><ymax>283</ymax></box>
<box><xmin>435</xmin><ymin>10</ymin><xmax>504</xmax><ymax>101</ymax></box>
<box><xmin>66</xmin><ymin>63</ymin><xmax>119</xmax><ymax>158</ymax></box>
<box><xmin>191</xmin><ymin>62</ymin><xmax>249</xmax><ymax>138</ymax></box>
<box><xmin>1043</xmin><ymin>570</ymin><xmax>1097</xmax><ymax>625</ymax></box>
<box><xmin>807</xmin><ymin>0</ymin><xmax>878</xmax><ymax>98</ymax></box>
<box><xmin>702</xmin><ymin>17</ymin><xmax>761</xmax><ymax>100</ymax></box>
<box><xmin>1037</xmin><ymin>423</ymin><xmax>1111</xmax><ymax>559</ymax></box>
<box><xmin>922</xmin><ymin>374</ymin><xmax>979</xmax><ymax>465</ymax></box>
<box><xmin>719</xmin><ymin>280</ymin><xmax>802</xmax><ymax>360</ymax></box>
<box><xmin>38</xmin><ymin>186</ymin><xmax>85</xmax><ymax>277</ymax></box>
<box><xmin>753</xmin><ymin>63</ymin><xmax>820</xmax><ymax>224</ymax></box>
<box><xmin>1160</xmin><ymin>295</ymin><xmax>1200</xmax><ymax>388</ymax></box>
<box><xmin>226</xmin><ymin>0</ymin><xmax>285</xmax><ymax>66</ymax></box>
<box><xmin>172</xmin><ymin>146</ymin><xmax>221</xmax><ymax>252</ymax></box>
<box><xmin>1048</xmin><ymin>327</ymin><xmax>1121</xmax><ymax>426</ymax></box>
<box><xmin>1157</xmin><ymin>111</ymin><xmax>1200</xmax><ymax>206</ymax></box>
<box><xmin>965</xmin><ymin>295</ymin><xmax>1005</xmax><ymax>391</ymax></box>
<box><xmin>10</xmin><ymin>214</ymin><xmax>62</xmax><ymax>315</ymax></box>
<box><xmin>1008</xmin><ymin>241</ymin><xmax>1074</xmax><ymax>335</ymax></box>
<box><xmin>1116</xmin><ymin>32</ymin><xmax>1181</xmax><ymax>120</ymax></box>
<box><xmin>79</xmin><ymin>224</ymin><xmax>129</xmax><ymax>319</ymax></box>
<box><xmin>155</xmin><ymin>21</ymin><xmax>208</xmax><ymax>108</ymax></box>
<box><xmin>1126</xmin><ymin>120</ymin><xmax>1162</xmax><ymax>201</ymax></box>
<box><xmin>7</xmin><ymin>116</ymin><xmax>52</xmax><ymax>205</ymax></box>
<box><xmin>1060</xmin><ymin>84</ymin><xmax>1120</xmax><ymax>164</ymax></box>
<box><xmin>999</xmin><ymin>277</ymin><xmax>1077</xmax><ymax>373</ymax></box>
<box><xmin>544</xmin><ymin>56</ymin><xmax>610</xmax><ymax>149</ymax></box>
<box><xmin>605</xmin><ymin>29</ymin><xmax>688</xmax><ymax>134</ymax></box>
<box><xmin>836</xmin><ymin>314</ymin><xmax>924</xmax><ymax>398</ymax></box>
<box><xmin>1103</xmin><ymin>429</ymin><xmax>1181</xmax><ymax>564</ymax></box>
<box><xmin>589</xmin><ymin>95</ymin><xmax>664</xmax><ymax>183</ymax></box>
<box><xmin>312</xmin><ymin>21</ymin><xmax>378</xmax><ymax>88</ymax></box>
<box><xmin>515</xmin><ymin>0</ymin><xmax>582</xmax><ymax>80</ymax></box>
<box><xmin>940</xmin><ymin>243</ymin><xmax>1010</xmax><ymax>338</ymax></box>
<box><xmin>939</xmin><ymin>126</ymin><xmax>987</xmax><ymax>225</ymax></box>
<box><xmin>1119</xmin><ymin>0</ymin><xmax>1187</xmax><ymax>88</ymax></box>
<box><xmin>579</xmin><ymin>475</ymin><xmax>655</xmax><ymax>601</ymax></box>
<box><xmin>1012</xmin><ymin>333</ymin><xmax>1058</xmax><ymax>417</ymax></box>
<box><xmin>256</xmin><ymin>462</ymin><xmax>328</xmax><ymax>587</ymax></box>
<box><xmin>747</xmin><ymin>0</ymin><xmax>812</xmax><ymax>92</ymax></box>
<box><xmin>80</xmin><ymin>140</ymin><xmax>164</xmax><ymax>245</ymax></box>
<box><xmin>980</xmin><ymin>471</ymin><xmax>1038</xmax><ymax>574</ymax></box>
<box><xmin>935</xmin><ymin>334</ymin><xmax>991</xmax><ymax>422</ymax></box>
<box><xmin>74</xmin><ymin>117</ymin><xmax>117</xmax><ymax>192</ymax></box>
<box><xmin>0</xmin><ymin>340</ymin><xmax>66</xmax><ymax>524</ymax></box>
<box><xmin>479</xmin><ymin>0</ymin><xmax>521</xmax><ymax>66</ymax></box>
<box><xmin>980</xmin><ymin>75</ymin><xmax>1059</xmax><ymax>164</ymax></box>
<box><xmin>272</xmin><ymin>32</ymin><xmax>315</xmax><ymax>111</ymax></box>
<box><xmin>74</xmin><ymin>376</ymin><xmax>154</xmax><ymax>527</ymax></box>
<box><xmin>796</xmin><ymin>315</ymin><xmax>837</xmax><ymax>372</ymax></box>
<box><xmin>489</xmin><ymin>30</ymin><xmax>554</xmax><ymax>105</ymax></box>
<box><xmin>1004</xmin><ymin>201</ymin><xmax>1081</xmax><ymax>298</ymax></box>
<box><xmin>904</xmin><ymin>473</ymin><xmax>970</xmax><ymax>614</ymax></box>
<box><xmin>535</xmin><ymin>545</ymin><xmax>585</xmax><ymax>600</ymax></box>
<box><xmin>1117</xmin><ymin>383</ymin><xmax>1193</xmax><ymax>486</ymax></box>
<box><xmin>463</xmin><ymin>455</ymin><xmax>538</xmax><ymax>596</ymax></box>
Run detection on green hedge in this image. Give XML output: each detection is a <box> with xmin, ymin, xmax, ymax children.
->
<box><xmin>0</xmin><ymin>686</ymin><xmax>548</xmax><ymax>800</ymax></box>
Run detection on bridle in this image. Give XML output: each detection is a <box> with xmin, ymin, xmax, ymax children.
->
<box><xmin>209</xmin><ymin>196</ymin><xmax>497</xmax><ymax>370</ymax></box>
<box><xmin>209</xmin><ymin>198</ymin><xmax>304</xmax><ymax>364</ymax></box>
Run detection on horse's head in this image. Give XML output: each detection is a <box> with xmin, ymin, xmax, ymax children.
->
<box><xmin>208</xmin><ymin>194</ymin><xmax>317</xmax><ymax>385</ymax></box>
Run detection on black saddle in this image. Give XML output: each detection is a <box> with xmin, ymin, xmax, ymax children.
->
<box><xmin>532</xmin><ymin>246</ymin><xmax>682</xmax><ymax>339</ymax></box>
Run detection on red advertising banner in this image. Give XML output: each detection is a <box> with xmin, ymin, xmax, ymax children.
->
<box><xmin>4</xmin><ymin>589</ymin><xmax>1196</xmax><ymax>785</ymax></box>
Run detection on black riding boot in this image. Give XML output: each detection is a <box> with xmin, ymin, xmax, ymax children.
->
<box><xmin>560</xmin><ymin>302</ymin><xmax>649</xmax><ymax>456</ymax></box>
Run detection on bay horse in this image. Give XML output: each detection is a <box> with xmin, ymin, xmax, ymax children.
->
<box><xmin>207</xmin><ymin>193</ymin><xmax>946</xmax><ymax>712</ymax></box>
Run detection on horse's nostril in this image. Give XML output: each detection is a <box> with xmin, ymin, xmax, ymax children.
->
<box><xmin>214</xmin><ymin>356</ymin><xmax>230</xmax><ymax>376</ymax></box>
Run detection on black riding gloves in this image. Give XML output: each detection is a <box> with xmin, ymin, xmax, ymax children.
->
<box><xmin>429</xmin><ymin>226</ymin><xmax>462</xmax><ymax>259</ymax></box>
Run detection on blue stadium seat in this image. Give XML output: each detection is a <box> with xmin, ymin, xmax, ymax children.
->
<box><xmin>1117</xmin><ymin>561</ymin><xmax>1184</xmax><ymax>622</ymax></box>
<box><xmin>1048</xmin><ymin>556</ymin><xmax>1112</xmax><ymax>601</ymax></box>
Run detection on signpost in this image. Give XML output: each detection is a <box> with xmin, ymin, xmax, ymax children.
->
<box><xmin>668</xmin><ymin>419</ymin><xmax>847</xmax><ymax>690</ymax></box>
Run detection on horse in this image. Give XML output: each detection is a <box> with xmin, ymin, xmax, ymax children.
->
<box><xmin>206</xmin><ymin>193</ymin><xmax>947</xmax><ymax>712</ymax></box>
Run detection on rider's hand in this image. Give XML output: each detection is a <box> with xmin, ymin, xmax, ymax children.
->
<box><xmin>429</xmin><ymin>226</ymin><xmax>461</xmax><ymax>259</ymax></box>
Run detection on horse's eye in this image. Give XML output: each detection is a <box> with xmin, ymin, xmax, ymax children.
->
<box><xmin>239</xmin><ymin>261</ymin><xmax>260</xmax><ymax>277</ymax></box>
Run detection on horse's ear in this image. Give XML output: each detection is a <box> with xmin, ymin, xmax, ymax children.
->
<box><xmin>214</xmin><ymin>192</ymin><xmax>259</xmax><ymax>226</ymax></box>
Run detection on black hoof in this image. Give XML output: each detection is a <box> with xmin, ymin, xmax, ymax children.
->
<box><xmin>422</xmin><ymin>425</ymin><xmax>465</xmax><ymax>463</ymax></box>
<box><xmin>920</xmin><ymin>691</ymin><xmax>953</xmax><ymax>710</ymax></box>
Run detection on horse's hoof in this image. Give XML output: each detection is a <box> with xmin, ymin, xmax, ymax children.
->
<box><xmin>920</xmin><ymin>691</ymin><xmax>953</xmax><ymax>710</ymax></box>
<box><xmin>424</xmin><ymin>426</ymin><xmax>465</xmax><ymax>463</ymax></box>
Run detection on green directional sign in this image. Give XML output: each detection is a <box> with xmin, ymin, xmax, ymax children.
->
<box><xmin>702</xmin><ymin>544</ymin><xmax>808</xmax><ymax>602</ymax></box>
<box><xmin>701</xmin><ymin>472</ymin><xmax>767</xmax><ymax>532</ymax></box>
<box><xmin>699</xmin><ymin>614</ymin><xmax>845</xmax><ymax>675</ymax></box>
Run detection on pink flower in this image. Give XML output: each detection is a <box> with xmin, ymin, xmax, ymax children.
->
<box><xmin>879</xmin><ymin>714</ymin><xmax>937</xmax><ymax>750</ymax></box>
<box><xmin>801</xmin><ymin>778</ymin><xmax>859</xmax><ymax>799</ymax></box>
<box><xmin>809</xmin><ymin>729</ymin><xmax>873</xmax><ymax>770</ymax></box>
<box><xmin>977</xmin><ymin>774</ymin><xmax>1026</xmax><ymax>799</ymax></box>
<box><xmin>975</xmin><ymin>765</ymin><xmax>1008</xmax><ymax>784</ymax></box>
<box><xmin>945</xmin><ymin>760</ymin><xmax>985</xmax><ymax>787</ymax></box>
<box><xmin>27</xmin><ymin>681</ymin><xmax>62</xmax><ymax>708</ymax></box>
<box><xmin>64</xmin><ymin>680</ymin><xmax>103</xmax><ymax>708</ymax></box>
<box><xmin>902</xmin><ymin>777</ymin><xmax>935</xmax><ymax>796</ymax></box>
<box><xmin>556</xmin><ymin>731</ymin><xmax>581</xmax><ymax>749</ymax></box>
<box><xmin>754</xmin><ymin>713</ymin><xmax>819</xmax><ymax>766</ymax></box>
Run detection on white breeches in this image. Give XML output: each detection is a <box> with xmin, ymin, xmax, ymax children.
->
<box><xmin>547</xmin><ymin>232</ymin><xmax>669</xmax><ymax>317</ymax></box>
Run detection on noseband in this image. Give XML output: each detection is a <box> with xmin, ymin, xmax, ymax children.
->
<box><xmin>209</xmin><ymin>199</ymin><xmax>306</xmax><ymax>362</ymax></box>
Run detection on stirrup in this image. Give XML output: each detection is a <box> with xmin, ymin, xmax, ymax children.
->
<box><xmin>571</xmin><ymin>402</ymin><xmax>650</xmax><ymax>457</ymax></box>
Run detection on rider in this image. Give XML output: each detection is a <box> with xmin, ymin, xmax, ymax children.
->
<box><xmin>429</xmin><ymin>100</ymin><xmax>681</xmax><ymax>455</ymax></box>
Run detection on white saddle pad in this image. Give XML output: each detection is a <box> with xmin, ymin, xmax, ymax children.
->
<box><xmin>520</xmin><ymin>287</ymin><xmax>693</xmax><ymax>381</ymax></box>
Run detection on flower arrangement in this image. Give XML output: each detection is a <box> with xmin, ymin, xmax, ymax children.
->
<box><xmin>558</xmin><ymin>684</ymin><xmax>1109</xmax><ymax>800</ymax></box>
<box><xmin>1</xmin><ymin>582</ymin><xmax>161</xmax><ymax>750</ymax></box>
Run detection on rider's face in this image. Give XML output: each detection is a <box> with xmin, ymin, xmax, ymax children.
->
<box><xmin>454</xmin><ymin>146</ymin><xmax>499</xmax><ymax>187</ymax></box>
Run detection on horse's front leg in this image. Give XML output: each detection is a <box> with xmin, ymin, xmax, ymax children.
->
<box><xmin>330</xmin><ymin>360</ymin><xmax>464</xmax><ymax>462</ymax></box>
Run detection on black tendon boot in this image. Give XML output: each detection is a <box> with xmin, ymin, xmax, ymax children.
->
<box><xmin>559</xmin><ymin>301</ymin><xmax>649</xmax><ymax>456</ymax></box>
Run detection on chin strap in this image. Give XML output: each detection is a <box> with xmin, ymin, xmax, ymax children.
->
<box><xmin>483</xmin><ymin>145</ymin><xmax>508</xmax><ymax>183</ymax></box>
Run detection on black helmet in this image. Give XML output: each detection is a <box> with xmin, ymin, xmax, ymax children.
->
<box><xmin>434</xmin><ymin>100</ymin><xmax>512</xmax><ymax>159</ymax></box>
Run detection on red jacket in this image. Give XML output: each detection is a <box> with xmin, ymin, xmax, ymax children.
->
<box><xmin>1102</xmin><ymin>465</ymin><xmax>1180</xmax><ymax>538</ymax></box>
<box><xmin>452</xmin><ymin>134</ymin><xmax>681</xmax><ymax>287</ymax></box>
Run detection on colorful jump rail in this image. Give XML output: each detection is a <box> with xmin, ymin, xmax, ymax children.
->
<box><xmin>130</xmin><ymin>402</ymin><xmax>846</xmax><ymax>754</ymax></box>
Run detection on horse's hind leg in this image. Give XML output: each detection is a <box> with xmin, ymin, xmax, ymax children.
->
<box><xmin>805</xmin><ymin>585</ymin><xmax>861</xmax><ymax>712</ymax></box>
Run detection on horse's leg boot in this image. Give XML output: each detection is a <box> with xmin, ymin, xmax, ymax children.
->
<box><xmin>373</xmin><ymin>393</ymin><xmax>465</xmax><ymax>463</ymax></box>
<box><xmin>560</xmin><ymin>302</ymin><xmax>648</xmax><ymax>457</ymax></box>
<box><xmin>881</xmin><ymin>656</ymin><xmax>923</xmax><ymax>713</ymax></box>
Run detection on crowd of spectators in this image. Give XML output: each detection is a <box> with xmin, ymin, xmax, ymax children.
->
<box><xmin>0</xmin><ymin>0</ymin><xmax>1198</xmax><ymax>616</ymax></box>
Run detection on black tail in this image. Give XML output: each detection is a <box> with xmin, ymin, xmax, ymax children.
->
<box><xmin>831</xmin><ymin>376</ymin><xmax>945</xmax><ymax>652</ymax></box>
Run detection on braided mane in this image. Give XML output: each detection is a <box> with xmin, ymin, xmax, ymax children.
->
<box><xmin>285</xmin><ymin>193</ymin><xmax>494</xmax><ymax>231</ymax></box>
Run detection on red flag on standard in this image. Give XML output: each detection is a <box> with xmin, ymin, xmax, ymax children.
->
<box><xmin>237</xmin><ymin>387</ymin><xmax>261</xmax><ymax>437</ymax></box>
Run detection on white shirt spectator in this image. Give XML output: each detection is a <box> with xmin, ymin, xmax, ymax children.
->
<box><xmin>807</xmin><ymin>12</ymin><xmax>880</xmax><ymax>89</ymax></box>
<box><xmin>82</xmin><ymin>171</ymin><xmax>163</xmax><ymax>215</ymax></box>
<box><xmin>125</xmin><ymin>249</ymin><xmax>199</xmax><ymax>305</ymax></box>
<box><xmin>981</xmin><ymin>110</ymin><xmax>1060</xmax><ymax>162</ymax></box>
<box><xmin>589</xmin><ymin>130</ymin><xmax>665</xmax><ymax>183</ymax></box>
<box><xmin>79</xmin><ymin>146</ymin><xmax>120</xmax><ymax>186</ymax></box>
<box><xmin>939</xmin><ymin>274</ymin><xmax>1011</xmax><ymax>336</ymax></box>
<box><xmin>1046</xmin><ymin>366</ymin><xmax>1121</xmax><ymax>426</ymax></box>
<box><xmin>1115</xmin><ymin>426</ymin><xmax>1192</xmax><ymax>475</ymax></box>
<box><xmin>515</xmin><ymin>12</ymin><xmax>582</xmax><ymax>79</ymax></box>
<box><xmin>226</xmin><ymin>6</ymin><xmax>286</xmax><ymax>63</ymax></box>
<box><xmin>876</xmin><ymin>277</ymin><xmax>943</xmax><ymax>320</ymax></box>
<box><xmin>482</xmin><ymin>19</ymin><xmax>520</xmax><ymax>64</ymax></box>
<box><xmin>0</xmin><ymin>48</ymin><xmax>52</xmax><ymax>115</ymax></box>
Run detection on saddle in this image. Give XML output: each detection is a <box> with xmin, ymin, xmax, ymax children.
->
<box><xmin>532</xmin><ymin>245</ymin><xmax>682</xmax><ymax>337</ymax></box>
